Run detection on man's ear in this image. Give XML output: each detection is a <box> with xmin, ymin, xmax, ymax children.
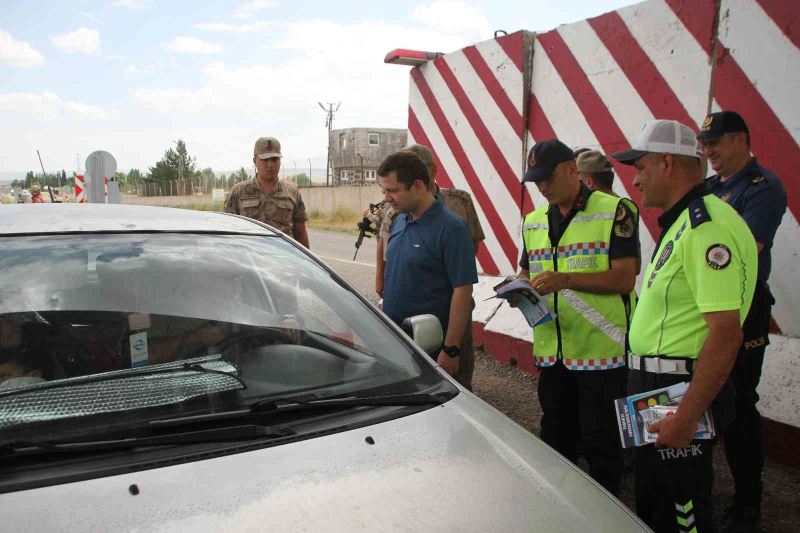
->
<box><xmin>27</xmin><ymin>369</ymin><xmax>42</xmax><ymax>378</ymax></box>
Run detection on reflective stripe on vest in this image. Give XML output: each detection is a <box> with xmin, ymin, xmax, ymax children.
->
<box><xmin>523</xmin><ymin>191</ymin><xmax>631</xmax><ymax>370</ymax></box>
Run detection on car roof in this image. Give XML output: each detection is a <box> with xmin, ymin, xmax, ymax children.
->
<box><xmin>0</xmin><ymin>203</ymin><xmax>278</xmax><ymax>236</ymax></box>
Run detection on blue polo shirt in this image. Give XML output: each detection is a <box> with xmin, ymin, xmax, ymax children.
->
<box><xmin>383</xmin><ymin>197</ymin><xmax>478</xmax><ymax>333</ymax></box>
<box><xmin>706</xmin><ymin>157</ymin><xmax>787</xmax><ymax>282</ymax></box>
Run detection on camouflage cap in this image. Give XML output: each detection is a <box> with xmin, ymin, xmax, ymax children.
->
<box><xmin>254</xmin><ymin>137</ymin><xmax>282</xmax><ymax>159</ymax></box>
<box><xmin>577</xmin><ymin>150</ymin><xmax>613</xmax><ymax>173</ymax></box>
<box><xmin>402</xmin><ymin>143</ymin><xmax>435</xmax><ymax>167</ymax></box>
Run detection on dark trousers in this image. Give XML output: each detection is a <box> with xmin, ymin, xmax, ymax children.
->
<box><xmin>538</xmin><ymin>360</ymin><xmax>627</xmax><ymax>495</ymax></box>
<box><xmin>629</xmin><ymin>369</ymin><xmax>735</xmax><ymax>533</ymax></box>
<box><xmin>723</xmin><ymin>281</ymin><xmax>773</xmax><ymax>514</ymax></box>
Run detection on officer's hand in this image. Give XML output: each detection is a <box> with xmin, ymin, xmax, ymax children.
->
<box><xmin>529</xmin><ymin>271</ymin><xmax>570</xmax><ymax>295</ymax></box>
<box><xmin>362</xmin><ymin>208</ymin><xmax>370</xmax><ymax>217</ymax></box>
<box><xmin>648</xmin><ymin>414</ymin><xmax>695</xmax><ymax>449</ymax></box>
<box><xmin>508</xmin><ymin>295</ymin><xmax>520</xmax><ymax>308</ymax></box>
<box><xmin>437</xmin><ymin>350</ymin><xmax>460</xmax><ymax>377</ymax></box>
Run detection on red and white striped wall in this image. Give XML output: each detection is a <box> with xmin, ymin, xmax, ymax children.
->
<box><xmin>404</xmin><ymin>0</ymin><xmax>800</xmax><ymax>455</ymax></box>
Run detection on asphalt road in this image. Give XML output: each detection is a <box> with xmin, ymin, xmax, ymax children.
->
<box><xmin>309</xmin><ymin>227</ymin><xmax>800</xmax><ymax>533</ymax></box>
<box><xmin>310</xmin><ymin>229</ymin><xmax>379</xmax><ymax>304</ymax></box>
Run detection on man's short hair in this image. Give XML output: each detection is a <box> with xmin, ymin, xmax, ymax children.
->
<box><xmin>378</xmin><ymin>151</ymin><xmax>431</xmax><ymax>190</ymax></box>
<box><xmin>589</xmin><ymin>171</ymin><xmax>615</xmax><ymax>190</ymax></box>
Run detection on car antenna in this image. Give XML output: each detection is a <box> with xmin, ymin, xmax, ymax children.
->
<box><xmin>36</xmin><ymin>149</ymin><xmax>56</xmax><ymax>203</ymax></box>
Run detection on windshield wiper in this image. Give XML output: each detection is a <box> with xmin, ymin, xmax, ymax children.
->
<box><xmin>0</xmin><ymin>355</ymin><xmax>243</xmax><ymax>400</ymax></box>
<box><xmin>0</xmin><ymin>424</ymin><xmax>292</xmax><ymax>457</ymax></box>
<box><xmin>149</xmin><ymin>388</ymin><xmax>454</xmax><ymax>430</ymax></box>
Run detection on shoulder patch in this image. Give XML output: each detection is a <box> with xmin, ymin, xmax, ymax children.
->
<box><xmin>752</xmin><ymin>175</ymin><xmax>765</xmax><ymax>184</ymax></box>
<box><xmin>613</xmin><ymin>202</ymin><xmax>635</xmax><ymax>238</ymax></box>
<box><xmin>688</xmin><ymin>197</ymin><xmax>711</xmax><ymax>229</ymax></box>
<box><xmin>706</xmin><ymin>244</ymin><xmax>732</xmax><ymax>270</ymax></box>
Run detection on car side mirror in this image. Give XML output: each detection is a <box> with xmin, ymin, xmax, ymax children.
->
<box><xmin>402</xmin><ymin>314</ymin><xmax>443</xmax><ymax>356</ymax></box>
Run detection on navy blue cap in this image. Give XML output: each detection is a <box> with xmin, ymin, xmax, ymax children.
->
<box><xmin>697</xmin><ymin>111</ymin><xmax>749</xmax><ymax>141</ymax></box>
<box><xmin>523</xmin><ymin>140</ymin><xmax>575</xmax><ymax>183</ymax></box>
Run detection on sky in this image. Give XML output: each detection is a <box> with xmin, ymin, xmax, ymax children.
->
<box><xmin>0</xmin><ymin>0</ymin><xmax>637</xmax><ymax>177</ymax></box>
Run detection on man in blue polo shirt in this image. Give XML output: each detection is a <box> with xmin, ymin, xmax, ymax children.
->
<box><xmin>698</xmin><ymin>110</ymin><xmax>787</xmax><ymax>532</ymax></box>
<box><xmin>379</xmin><ymin>150</ymin><xmax>478</xmax><ymax>377</ymax></box>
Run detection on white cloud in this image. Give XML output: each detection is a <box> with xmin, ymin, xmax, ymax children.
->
<box><xmin>411</xmin><ymin>0</ymin><xmax>493</xmax><ymax>38</ymax></box>
<box><xmin>64</xmin><ymin>101</ymin><xmax>119</xmax><ymax>121</ymax></box>
<box><xmin>163</xmin><ymin>36</ymin><xmax>223</xmax><ymax>54</ymax></box>
<box><xmin>233</xmin><ymin>0</ymin><xmax>279</xmax><ymax>19</ymax></box>
<box><xmin>50</xmin><ymin>27</ymin><xmax>101</xmax><ymax>55</ymax></box>
<box><xmin>110</xmin><ymin>0</ymin><xmax>152</xmax><ymax>9</ymax></box>
<box><xmin>0</xmin><ymin>91</ymin><xmax>117</xmax><ymax>122</ymax></box>
<box><xmin>134</xmin><ymin>16</ymin><xmax>482</xmax><ymax>163</ymax></box>
<box><xmin>0</xmin><ymin>92</ymin><xmax>61</xmax><ymax>121</ymax></box>
<box><xmin>194</xmin><ymin>21</ymin><xmax>275</xmax><ymax>33</ymax></box>
<box><xmin>0</xmin><ymin>30</ymin><xmax>45</xmax><ymax>67</ymax></box>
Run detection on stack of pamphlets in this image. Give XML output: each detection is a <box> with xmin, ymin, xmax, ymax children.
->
<box><xmin>614</xmin><ymin>381</ymin><xmax>716</xmax><ymax>448</ymax></box>
<box><xmin>489</xmin><ymin>278</ymin><xmax>556</xmax><ymax>327</ymax></box>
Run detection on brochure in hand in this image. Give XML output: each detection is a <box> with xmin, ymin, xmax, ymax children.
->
<box><xmin>614</xmin><ymin>381</ymin><xmax>716</xmax><ymax>449</ymax></box>
<box><xmin>489</xmin><ymin>278</ymin><xmax>556</xmax><ymax>327</ymax></box>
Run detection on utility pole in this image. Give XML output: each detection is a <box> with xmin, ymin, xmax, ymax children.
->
<box><xmin>318</xmin><ymin>101</ymin><xmax>340</xmax><ymax>187</ymax></box>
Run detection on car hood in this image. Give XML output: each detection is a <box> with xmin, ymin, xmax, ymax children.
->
<box><xmin>1</xmin><ymin>391</ymin><xmax>649</xmax><ymax>532</ymax></box>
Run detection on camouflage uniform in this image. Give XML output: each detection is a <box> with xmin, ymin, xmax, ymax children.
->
<box><xmin>224</xmin><ymin>178</ymin><xmax>308</xmax><ymax>237</ymax></box>
<box><xmin>380</xmin><ymin>186</ymin><xmax>485</xmax><ymax>390</ymax></box>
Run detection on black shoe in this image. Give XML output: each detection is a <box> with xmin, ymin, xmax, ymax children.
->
<box><xmin>721</xmin><ymin>505</ymin><xmax>761</xmax><ymax>533</ymax></box>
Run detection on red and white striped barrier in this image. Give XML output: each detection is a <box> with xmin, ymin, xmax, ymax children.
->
<box><xmin>75</xmin><ymin>175</ymin><xmax>85</xmax><ymax>203</ymax></box>
<box><xmin>403</xmin><ymin>0</ymin><xmax>800</xmax><ymax>462</ymax></box>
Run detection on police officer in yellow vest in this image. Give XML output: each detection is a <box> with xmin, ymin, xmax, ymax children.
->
<box><xmin>519</xmin><ymin>139</ymin><xmax>640</xmax><ymax>495</ymax></box>
<box><xmin>611</xmin><ymin>120</ymin><xmax>757</xmax><ymax>533</ymax></box>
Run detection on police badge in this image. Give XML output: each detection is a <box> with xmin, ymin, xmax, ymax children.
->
<box><xmin>706</xmin><ymin>244</ymin><xmax>732</xmax><ymax>270</ymax></box>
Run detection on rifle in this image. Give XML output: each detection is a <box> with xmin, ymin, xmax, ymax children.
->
<box><xmin>353</xmin><ymin>200</ymin><xmax>387</xmax><ymax>260</ymax></box>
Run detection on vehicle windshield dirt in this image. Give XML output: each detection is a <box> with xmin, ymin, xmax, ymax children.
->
<box><xmin>0</xmin><ymin>233</ymin><xmax>442</xmax><ymax>440</ymax></box>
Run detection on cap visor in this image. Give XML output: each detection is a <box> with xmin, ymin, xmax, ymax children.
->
<box><xmin>610</xmin><ymin>148</ymin><xmax>648</xmax><ymax>165</ymax></box>
<box><xmin>257</xmin><ymin>152</ymin><xmax>282</xmax><ymax>159</ymax></box>
<box><xmin>523</xmin><ymin>166</ymin><xmax>555</xmax><ymax>183</ymax></box>
<box><xmin>696</xmin><ymin>131</ymin><xmax>722</xmax><ymax>142</ymax></box>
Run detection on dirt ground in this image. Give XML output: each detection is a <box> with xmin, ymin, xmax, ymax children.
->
<box><xmin>470</xmin><ymin>348</ymin><xmax>800</xmax><ymax>533</ymax></box>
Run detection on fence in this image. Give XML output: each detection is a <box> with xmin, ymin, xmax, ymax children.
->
<box><xmin>121</xmin><ymin>184</ymin><xmax>385</xmax><ymax>213</ymax></box>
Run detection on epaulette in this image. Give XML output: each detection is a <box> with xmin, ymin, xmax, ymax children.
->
<box><xmin>688</xmin><ymin>196</ymin><xmax>711</xmax><ymax>229</ymax></box>
<box><xmin>751</xmin><ymin>175</ymin><xmax>765</xmax><ymax>184</ymax></box>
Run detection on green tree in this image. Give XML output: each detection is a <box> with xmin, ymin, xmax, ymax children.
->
<box><xmin>115</xmin><ymin>171</ymin><xmax>128</xmax><ymax>188</ymax></box>
<box><xmin>147</xmin><ymin>139</ymin><xmax>197</xmax><ymax>184</ymax></box>
<box><xmin>289</xmin><ymin>173</ymin><xmax>311</xmax><ymax>186</ymax></box>
<box><xmin>198</xmin><ymin>167</ymin><xmax>215</xmax><ymax>193</ymax></box>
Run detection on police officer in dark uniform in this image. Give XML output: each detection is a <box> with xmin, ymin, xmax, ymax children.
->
<box><xmin>698</xmin><ymin>111</ymin><xmax>788</xmax><ymax>532</ymax></box>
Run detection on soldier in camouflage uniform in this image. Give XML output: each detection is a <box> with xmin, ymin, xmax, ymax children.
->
<box><xmin>224</xmin><ymin>136</ymin><xmax>310</xmax><ymax>249</ymax></box>
<box><xmin>376</xmin><ymin>144</ymin><xmax>485</xmax><ymax>390</ymax></box>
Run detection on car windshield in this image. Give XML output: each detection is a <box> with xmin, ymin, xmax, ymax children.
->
<box><xmin>0</xmin><ymin>232</ymin><xmax>442</xmax><ymax>440</ymax></box>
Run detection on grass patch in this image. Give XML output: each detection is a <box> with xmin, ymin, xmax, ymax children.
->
<box><xmin>307</xmin><ymin>205</ymin><xmax>361</xmax><ymax>234</ymax></box>
<box><xmin>173</xmin><ymin>202</ymin><xmax>361</xmax><ymax>234</ymax></box>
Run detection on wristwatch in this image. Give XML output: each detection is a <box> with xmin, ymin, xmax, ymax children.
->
<box><xmin>441</xmin><ymin>344</ymin><xmax>461</xmax><ymax>358</ymax></box>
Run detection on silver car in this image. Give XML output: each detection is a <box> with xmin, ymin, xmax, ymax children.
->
<box><xmin>0</xmin><ymin>204</ymin><xmax>649</xmax><ymax>532</ymax></box>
